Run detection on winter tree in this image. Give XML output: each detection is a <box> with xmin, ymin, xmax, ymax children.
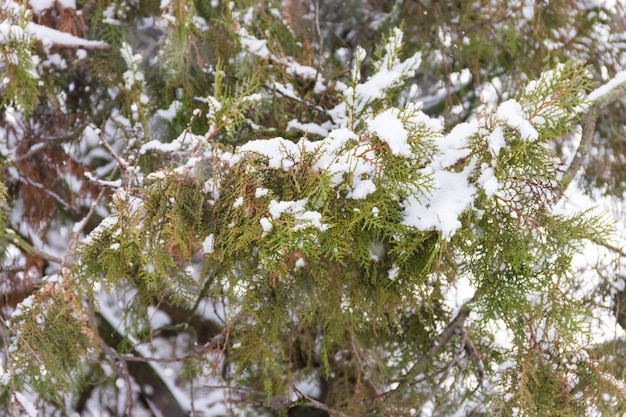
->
<box><xmin>2</xmin><ymin>0</ymin><xmax>626</xmax><ymax>416</ymax></box>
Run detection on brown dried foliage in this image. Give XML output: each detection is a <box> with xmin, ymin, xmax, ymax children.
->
<box><xmin>0</xmin><ymin>253</ymin><xmax>42</xmax><ymax>312</ymax></box>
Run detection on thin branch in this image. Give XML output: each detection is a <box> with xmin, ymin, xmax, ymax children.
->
<box><xmin>100</xmin><ymin>137</ymin><xmax>129</xmax><ymax>171</ymax></box>
<box><xmin>555</xmin><ymin>80</ymin><xmax>626</xmax><ymax>203</ymax></box>
<box><xmin>121</xmin><ymin>319</ymin><xmax>232</xmax><ymax>364</ymax></box>
<box><xmin>413</xmin><ymin>342</ymin><xmax>466</xmax><ymax>415</ymax></box>
<box><xmin>87</xmin><ymin>304</ymin><xmax>134</xmax><ymax>416</ymax></box>
<box><xmin>93</xmin><ymin>310</ymin><xmax>190</xmax><ymax>417</ymax></box>
<box><xmin>14</xmin><ymin>143</ymin><xmax>52</xmax><ymax>162</ymax></box>
<box><xmin>314</xmin><ymin>0</ymin><xmax>323</xmax><ymax>58</ymax></box>
<box><xmin>262</xmin><ymin>79</ymin><xmax>332</xmax><ymax>122</ymax></box>
<box><xmin>5</xmin><ymin>233</ymin><xmax>64</xmax><ymax>265</ymax></box>
<box><xmin>64</xmin><ymin>188</ymin><xmax>106</xmax><ymax>269</ymax></box>
<box><xmin>553</xmin><ymin>112</ymin><xmax>597</xmax><ymax>203</ymax></box>
<box><xmin>294</xmin><ymin>387</ymin><xmax>350</xmax><ymax>417</ymax></box>
<box><xmin>226</xmin><ymin>385</ymin><xmax>349</xmax><ymax>417</ymax></box>
<box><xmin>462</xmin><ymin>328</ymin><xmax>485</xmax><ymax>394</ymax></box>
<box><xmin>17</xmin><ymin>176</ymin><xmax>73</xmax><ymax>213</ymax></box>
<box><xmin>27</xmin><ymin>23</ymin><xmax>110</xmax><ymax>50</ymax></box>
<box><xmin>370</xmin><ymin>304</ymin><xmax>472</xmax><ymax>416</ymax></box>
<box><xmin>592</xmin><ymin>238</ymin><xmax>626</xmax><ymax>259</ymax></box>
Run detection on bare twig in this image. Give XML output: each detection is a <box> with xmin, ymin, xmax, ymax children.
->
<box><xmin>553</xmin><ymin>112</ymin><xmax>597</xmax><ymax>203</ymax></box>
<box><xmin>17</xmin><ymin>176</ymin><xmax>74</xmax><ymax>213</ymax></box>
<box><xmin>5</xmin><ymin>233</ymin><xmax>64</xmax><ymax>265</ymax></box>
<box><xmin>413</xmin><ymin>341</ymin><xmax>466</xmax><ymax>415</ymax></box>
<box><xmin>294</xmin><ymin>387</ymin><xmax>350</xmax><ymax>417</ymax></box>
<box><xmin>14</xmin><ymin>143</ymin><xmax>51</xmax><ymax>162</ymax></box>
<box><xmin>226</xmin><ymin>385</ymin><xmax>349</xmax><ymax>417</ymax></box>
<box><xmin>462</xmin><ymin>329</ymin><xmax>485</xmax><ymax>394</ymax></box>
<box><xmin>314</xmin><ymin>0</ymin><xmax>323</xmax><ymax>57</ymax></box>
<box><xmin>121</xmin><ymin>318</ymin><xmax>232</xmax><ymax>364</ymax></box>
<box><xmin>100</xmin><ymin>137</ymin><xmax>129</xmax><ymax>171</ymax></box>
<box><xmin>64</xmin><ymin>188</ymin><xmax>106</xmax><ymax>269</ymax></box>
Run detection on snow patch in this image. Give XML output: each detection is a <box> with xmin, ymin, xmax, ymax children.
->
<box><xmin>368</xmin><ymin>108</ymin><xmax>411</xmax><ymax>156</ymax></box>
<box><xmin>402</xmin><ymin>168</ymin><xmax>476</xmax><ymax>239</ymax></box>
<box><xmin>497</xmin><ymin>99</ymin><xmax>538</xmax><ymax>141</ymax></box>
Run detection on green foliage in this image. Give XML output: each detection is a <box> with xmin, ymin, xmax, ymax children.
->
<box><xmin>0</xmin><ymin>4</ymin><xmax>38</xmax><ymax>112</ymax></box>
<box><xmin>78</xmin><ymin>188</ymin><xmax>197</xmax><ymax>311</ymax></box>
<box><xmin>7</xmin><ymin>279</ymin><xmax>94</xmax><ymax>403</ymax></box>
<box><xmin>73</xmin><ymin>29</ymin><xmax>615</xmax><ymax>414</ymax></box>
<box><xmin>3</xmin><ymin>1</ymin><xmax>626</xmax><ymax>416</ymax></box>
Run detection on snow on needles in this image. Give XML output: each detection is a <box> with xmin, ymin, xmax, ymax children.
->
<box><xmin>402</xmin><ymin>168</ymin><xmax>476</xmax><ymax>238</ymax></box>
<box><xmin>26</xmin><ymin>23</ymin><xmax>107</xmax><ymax>48</ymax></box>
<box><xmin>497</xmin><ymin>99</ymin><xmax>539</xmax><ymax>141</ymax></box>
<box><xmin>368</xmin><ymin>108</ymin><xmax>411</xmax><ymax>156</ymax></box>
<box><xmin>587</xmin><ymin>69</ymin><xmax>626</xmax><ymax>103</ymax></box>
<box><xmin>229</xmin><ymin>114</ymin><xmax>477</xmax><ymax>239</ymax></box>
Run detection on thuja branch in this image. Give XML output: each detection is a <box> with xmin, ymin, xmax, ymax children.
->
<box><xmin>226</xmin><ymin>386</ymin><xmax>350</xmax><ymax>417</ymax></box>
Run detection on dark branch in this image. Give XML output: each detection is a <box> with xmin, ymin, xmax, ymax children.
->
<box><xmin>370</xmin><ymin>304</ymin><xmax>472</xmax><ymax>416</ymax></box>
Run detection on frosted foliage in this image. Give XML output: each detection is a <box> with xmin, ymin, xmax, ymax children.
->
<box><xmin>497</xmin><ymin>99</ymin><xmax>539</xmax><ymax>141</ymax></box>
<box><xmin>5</xmin><ymin>4</ymin><xmax>626</xmax><ymax>414</ymax></box>
<box><xmin>368</xmin><ymin>108</ymin><xmax>411</xmax><ymax>156</ymax></box>
<box><xmin>339</xmin><ymin>32</ymin><xmax>422</xmax><ymax>118</ymax></box>
<box><xmin>228</xmin><ymin>104</ymin><xmax>473</xmax><ymax>237</ymax></box>
<box><xmin>402</xmin><ymin>168</ymin><xmax>476</xmax><ymax>238</ymax></box>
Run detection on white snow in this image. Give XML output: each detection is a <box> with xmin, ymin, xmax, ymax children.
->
<box><xmin>26</xmin><ymin>23</ymin><xmax>107</xmax><ymax>48</ymax></box>
<box><xmin>478</xmin><ymin>165</ymin><xmax>499</xmax><ymax>197</ymax></box>
<box><xmin>368</xmin><ymin>108</ymin><xmax>411</xmax><ymax>156</ymax></box>
<box><xmin>156</xmin><ymin>100</ymin><xmax>182</xmax><ymax>120</ymax></box>
<box><xmin>352</xmin><ymin>52</ymin><xmax>421</xmax><ymax>111</ymax></box>
<box><xmin>348</xmin><ymin>179</ymin><xmax>377</xmax><ymax>199</ymax></box>
<box><xmin>120</xmin><ymin>43</ymin><xmax>144</xmax><ymax>91</ymax></box>
<box><xmin>488</xmin><ymin>126</ymin><xmax>506</xmax><ymax>157</ymax></box>
<box><xmin>0</xmin><ymin>22</ymin><xmax>27</xmax><ymax>44</ymax></box>
<box><xmin>402</xmin><ymin>168</ymin><xmax>476</xmax><ymax>239</ymax></box>
<box><xmin>28</xmin><ymin>0</ymin><xmax>55</xmax><ymax>14</ymax></box>
<box><xmin>587</xmin><ymin>69</ymin><xmax>626</xmax><ymax>103</ymax></box>
<box><xmin>232</xmin><ymin>196</ymin><xmax>244</xmax><ymax>208</ymax></box>
<box><xmin>141</xmin><ymin>131</ymin><xmax>205</xmax><ymax>154</ymax></box>
<box><xmin>237</xmin><ymin>27</ymin><xmax>270</xmax><ymax>58</ymax></box>
<box><xmin>237</xmin><ymin>137</ymin><xmax>301</xmax><ymax>170</ymax></box>
<box><xmin>202</xmin><ymin>234</ymin><xmax>215</xmax><ymax>254</ymax></box>
<box><xmin>260</xmin><ymin>217</ymin><xmax>273</xmax><ymax>234</ymax></box>
<box><xmin>436</xmin><ymin>120</ymin><xmax>475</xmax><ymax>167</ymax></box>
<box><xmin>255</xmin><ymin>188</ymin><xmax>269</xmax><ymax>198</ymax></box>
<box><xmin>267</xmin><ymin>199</ymin><xmax>326</xmax><ymax>231</ymax></box>
<box><xmin>13</xmin><ymin>392</ymin><xmax>37</xmax><ymax>417</ymax></box>
<box><xmin>388</xmin><ymin>265</ymin><xmax>399</xmax><ymax>280</ymax></box>
<box><xmin>496</xmin><ymin>99</ymin><xmax>538</xmax><ymax>141</ymax></box>
<box><xmin>287</xmin><ymin>119</ymin><xmax>329</xmax><ymax>137</ymax></box>
<box><xmin>57</xmin><ymin>0</ymin><xmax>76</xmax><ymax>8</ymax></box>
<box><xmin>268</xmin><ymin>199</ymin><xmax>304</xmax><ymax>219</ymax></box>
